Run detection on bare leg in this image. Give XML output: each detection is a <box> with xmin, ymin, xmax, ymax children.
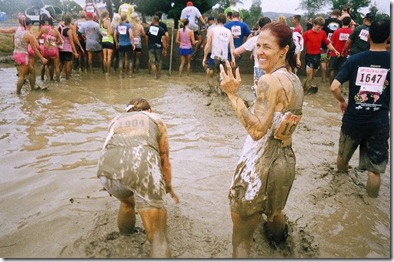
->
<box><xmin>179</xmin><ymin>55</ymin><xmax>185</xmax><ymax>77</ymax></box>
<box><xmin>16</xmin><ymin>65</ymin><xmax>29</xmax><ymax>94</ymax></box>
<box><xmin>117</xmin><ymin>195</ymin><xmax>136</xmax><ymax>234</ymax></box>
<box><xmin>139</xmin><ymin>208</ymin><xmax>171</xmax><ymax>258</ymax></box>
<box><xmin>231</xmin><ymin>211</ymin><xmax>261</xmax><ymax>258</ymax></box>
<box><xmin>186</xmin><ymin>54</ymin><xmax>192</xmax><ymax>76</ymax></box>
<box><xmin>366</xmin><ymin>171</ymin><xmax>380</xmax><ymax>198</ymax></box>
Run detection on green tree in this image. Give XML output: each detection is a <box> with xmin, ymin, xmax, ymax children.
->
<box><xmin>244</xmin><ymin>0</ymin><xmax>261</xmax><ymax>27</ymax></box>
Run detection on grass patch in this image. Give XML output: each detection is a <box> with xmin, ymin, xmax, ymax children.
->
<box><xmin>0</xmin><ymin>34</ymin><xmax>14</xmax><ymax>55</ymax></box>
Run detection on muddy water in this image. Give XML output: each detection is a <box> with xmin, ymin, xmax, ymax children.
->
<box><xmin>0</xmin><ymin>66</ymin><xmax>390</xmax><ymax>258</ymax></box>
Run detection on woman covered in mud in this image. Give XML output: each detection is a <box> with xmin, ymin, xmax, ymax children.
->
<box><xmin>97</xmin><ymin>97</ymin><xmax>179</xmax><ymax>258</ymax></box>
<box><xmin>219</xmin><ymin>22</ymin><xmax>304</xmax><ymax>257</ymax></box>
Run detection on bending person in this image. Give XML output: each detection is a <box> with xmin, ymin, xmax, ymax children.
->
<box><xmin>97</xmin><ymin>97</ymin><xmax>179</xmax><ymax>258</ymax></box>
<box><xmin>219</xmin><ymin>22</ymin><xmax>304</xmax><ymax>257</ymax></box>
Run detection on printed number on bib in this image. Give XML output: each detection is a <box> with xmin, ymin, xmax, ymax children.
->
<box><xmin>274</xmin><ymin>112</ymin><xmax>302</xmax><ymax>141</ymax></box>
<box><xmin>231</xmin><ymin>25</ymin><xmax>241</xmax><ymax>36</ymax></box>
<box><xmin>358</xmin><ymin>29</ymin><xmax>369</xmax><ymax>42</ymax></box>
<box><xmin>339</xmin><ymin>33</ymin><xmax>349</xmax><ymax>41</ymax></box>
<box><xmin>114</xmin><ymin>114</ymin><xmax>149</xmax><ymax>137</ymax></box>
<box><xmin>149</xmin><ymin>26</ymin><xmax>159</xmax><ymax>36</ymax></box>
<box><xmin>118</xmin><ymin>25</ymin><xmax>127</xmax><ymax>35</ymax></box>
<box><xmin>356</xmin><ymin>67</ymin><xmax>387</xmax><ymax>93</ymax></box>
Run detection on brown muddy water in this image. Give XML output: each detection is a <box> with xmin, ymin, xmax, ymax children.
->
<box><xmin>0</xmin><ymin>66</ymin><xmax>390</xmax><ymax>258</ymax></box>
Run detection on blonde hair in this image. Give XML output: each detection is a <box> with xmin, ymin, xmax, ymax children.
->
<box><xmin>111</xmin><ymin>13</ymin><xmax>121</xmax><ymax>28</ymax></box>
<box><xmin>277</xmin><ymin>15</ymin><xmax>288</xmax><ymax>25</ymax></box>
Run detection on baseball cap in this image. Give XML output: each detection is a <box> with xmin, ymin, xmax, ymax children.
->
<box><xmin>187</xmin><ymin>1</ymin><xmax>193</xmax><ymax>6</ymax></box>
<box><xmin>364</xmin><ymin>13</ymin><xmax>374</xmax><ymax>20</ymax></box>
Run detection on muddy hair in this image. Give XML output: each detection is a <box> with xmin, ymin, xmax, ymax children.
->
<box><xmin>261</xmin><ymin>22</ymin><xmax>296</xmax><ymax>71</ymax></box>
<box><xmin>126</xmin><ymin>98</ymin><xmax>151</xmax><ymax>112</ymax></box>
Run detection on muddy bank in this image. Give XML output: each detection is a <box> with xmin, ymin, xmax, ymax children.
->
<box><xmin>0</xmin><ymin>67</ymin><xmax>390</xmax><ymax>258</ymax></box>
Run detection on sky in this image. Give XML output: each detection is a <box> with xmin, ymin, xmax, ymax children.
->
<box><xmin>239</xmin><ymin>0</ymin><xmax>391</xmax><ymax>15</ymax></box>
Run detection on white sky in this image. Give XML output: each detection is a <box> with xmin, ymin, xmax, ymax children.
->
<box><xmin>239</xmin><ymin>0</ymin><xmax>391</xmax><ymax>15</ymax></box>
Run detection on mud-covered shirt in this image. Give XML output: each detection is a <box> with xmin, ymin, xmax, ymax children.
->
<box><xmin>335</xmin><ymin>50</ymin><xmax>390</xmax><ymax>126</ymax></box>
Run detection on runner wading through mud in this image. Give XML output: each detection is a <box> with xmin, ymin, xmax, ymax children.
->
<box><xmin>219</xmin><ymin>22</ymin><xmax>304</xmax><ymax>258</ymax></box>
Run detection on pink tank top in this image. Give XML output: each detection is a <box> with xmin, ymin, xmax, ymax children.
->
<box><xmin>179</xmin><ymin>27</ymin><xmax>192</xmax><ymax>49</ymax></box>
<box><xmin>58</xmin><ymin>24</ymin><xmax>72</xmax><ymax>52</ymax></box>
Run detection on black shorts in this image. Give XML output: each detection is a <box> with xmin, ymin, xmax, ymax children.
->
<box><xmin>59</xmin><ymin>51</ymin><xmax>73</xmax><ymax>62</ymax></box>
<box><xmin>338</xmin><ymin>123</ymin><xmax>389</xmax><ymax>174</ymax></box>
<box><xmin>329</xmin><ymin>56</ymin><xmax>347</xmax><ymax>71</ymax></box>
<box><xmin>305</xmin><ymin>54</ymin><xmax>321</xmax><ymax>69</ymax></box>
<box><xmin>102</xmin><ymin>42</ymin><xmax>114</xmax><ymax>50</ymax></box>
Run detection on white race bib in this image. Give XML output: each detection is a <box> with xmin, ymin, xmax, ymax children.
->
<box><xmin>358</xmin><ymin>29</ymin><xmax>369</xmax><ymax>42</ymax></box>
<box><xmin>149</xmin><ymin>26</ymin><xmax>159</xmax><ymax>36</ymax></box>
<box><xmin>118</xmin><ymin>25</ymin><xmax>127</xmax><ymax>35</ymax></box>
<box><xmin>339</xmin><ymin>32</ymin><xmax>349</xmax><ymax>41</ymax></box>
<box><xmin>356</xmin><ymin>67</ymin><xmax>388</xmax><ymax>94</ymax></box>
<box><xmin>231</xmin><ymin>25</ymin><xmax>241</xmax><ymax>36</ymax></box>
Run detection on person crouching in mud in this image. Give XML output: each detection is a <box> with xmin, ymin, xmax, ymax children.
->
<box><xmin>219</xmin><ymin>22</ymin><xmax>304</xmax><ymax>257</ymax></box>
<box><xmin>97</xmin><ymin>97</ymin><xmax>179</xmax><ymax>258</ymax></box>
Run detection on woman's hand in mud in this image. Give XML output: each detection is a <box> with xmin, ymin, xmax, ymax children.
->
<box><xmin>219</xmin><ymin>60</ymin><xmax>241</xmax><ymax>95</ymax></box>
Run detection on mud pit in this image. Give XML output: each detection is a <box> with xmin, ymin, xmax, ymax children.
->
<box><xmin>0</xmin><ymin>67</ymin><xmax>390</xmax><ymax>258</ymax></box>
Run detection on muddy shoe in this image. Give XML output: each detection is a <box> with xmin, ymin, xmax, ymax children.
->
<box><xmin>307</xmin><ymin>85</ymin><xmax>318</xmax><ymax>95</ymax></box>
<box><xmin>263</xmin><ymin>222</ymin><xmax>288</xmax><ymax>249</ymax></box>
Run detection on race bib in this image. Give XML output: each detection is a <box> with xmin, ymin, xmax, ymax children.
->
<box><xmin>101</xmin><ymin>31</ymin><xmax>109</xmax><ymax>40</ymax></box>
<box><xmin>149</xmin><ymin>26</ymin><xmax>159</xmax><ymax>36</ymax></box>
<box><xmin>231</xmin><ymin>25</ymin><xmax>241</xmax><ymax>36</ymax></box>
<box><xmin>356</xmin><ymin>67</ymin><xmax>388</xmax><ymax>95</ymax></box>
<box><xmin>134</xmin><ymin>37</ymin><xmax>141</xmax><ymax>46</ymax></box>
<box><xmin>118</xmin><ymin>25</ymin><xmax>127</xmax><ymax>35</ymax></box>
<box><xmin>114</xmin><ymin>114</ymin><xmax>150</xmax><ymax>137</ymax></box>
<box><xmin>121</xmin><ymin>6</ymin><xmax>128</xmax><ymax>13</ymax></box>
<box><xmin>339</xmin><ymin>32</ymin><xmax>349</xmax><ymax>41</ymax></box>
<box><xmin>274</xmin><ymin>112</ymin><xmax>302</xmax><ymax>141</ymax></box>
<box><xmin>358</xmin><ymin>29</ymin><xmax>369</xmax><ymax>42</ymax></box>
<box><xmin>86</xmin><ymin>6</ymin><xmax>94</xmax><ymax>13</ymax></box>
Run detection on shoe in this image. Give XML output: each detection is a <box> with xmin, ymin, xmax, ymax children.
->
<box><xmin>263</xmin><ymin>222</ymin><xmax>288</xmax><ymax>248</ymax></box>
<box><xmin>306</xmin><ymin>85</ymin><xmax>318</xmax><ymax>95</ymax></box>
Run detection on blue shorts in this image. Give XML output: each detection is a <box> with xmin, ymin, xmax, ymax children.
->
<box><xmin>179</xmin><ymin>48</ymin><xmax>193</xmax><ymax>56</ymax></box>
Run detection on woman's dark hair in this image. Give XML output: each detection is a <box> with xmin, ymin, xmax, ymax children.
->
<box><xmin>183</xmin><ymin>18</ymin><xmax>189</xmax><ymax>31</ymax></box>
<box><xmin>262</xmin><ymin>22</ymin><xmax>296</xmax><ymax>71</ymax></box>
<box><xmin>126</xmin><ymin>98</ymin><xmax>151</xmax><ymax>112</ymax></box>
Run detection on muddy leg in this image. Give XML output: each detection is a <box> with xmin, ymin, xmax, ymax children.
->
<box><xmin>117</xmin><ymin>195</ymin><xmax>136</xmax><ymax>235</ymax></box>
<box><xmin>139</xmin><ymin>208</ymin><xmax>171</xmax><ymax>258</ymax></box>
<box><xmin>366</xmin><ymin>171</ymin><xmax>380</xmax><ymax>198</ymax></box>
<box><xmin>231</xmin><ymin>211</ymin><xmax>261</xmax><ymax>258</ymax></box>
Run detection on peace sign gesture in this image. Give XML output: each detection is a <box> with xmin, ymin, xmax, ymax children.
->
<box><xmin>219</xmin><ymin>60</ymin><xmax>242</xmax><ymax>96</ymax></box>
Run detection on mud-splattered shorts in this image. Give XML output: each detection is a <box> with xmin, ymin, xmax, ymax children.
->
<box><xmin>338</xmin><ymin>123</ymin><xmax>389</xmax><ymax>174</ymax></box>
<box><xmin>99</xmin><ymin>176</ymin><xmax>165</xmax><ymax>210</ymax></box>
